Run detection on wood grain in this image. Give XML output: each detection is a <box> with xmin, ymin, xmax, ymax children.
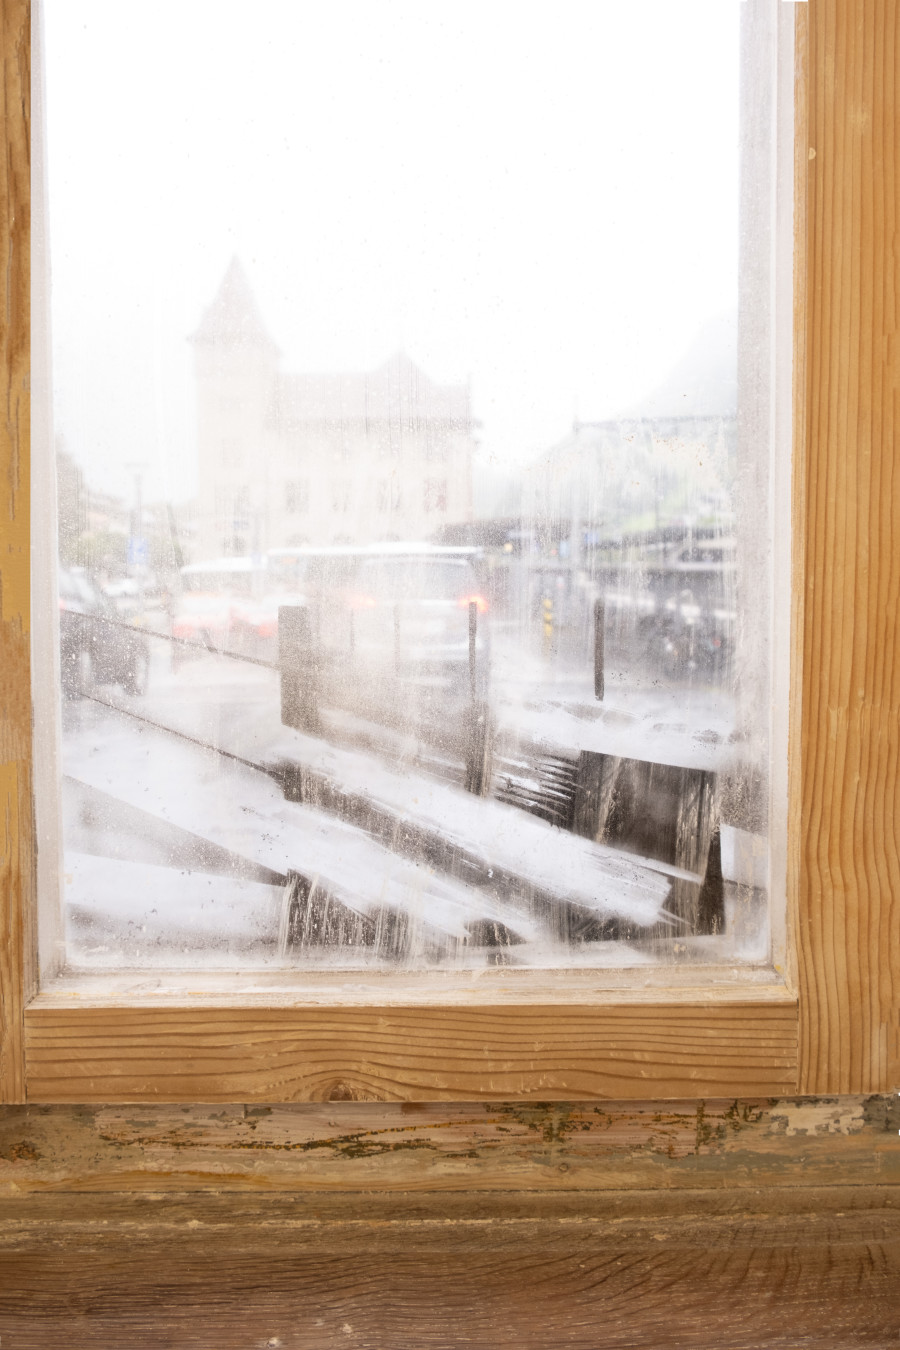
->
<box><xmin>1</xmin><ymin>1095</ymin><xmax>896</xmax><ymax>1346</ymax></box>
<box><xmin>0</xmin><ymin>0</ymin><xmax>32</xmax><ymax>1105</ymax></box>
<box><xmin>1</xmin><ymin>1096</ymin><xmax>896</xmax><ymax>1196</ymax></box>
<box><xmin>797</xmin><ymin>0</ymin><xmax>900</xmax><ymax>1092</ymax></box>
<box><xmin>23</xmin><ymin>1002</ymin><xmax>798</xmax><ymax>1102</ymax></box>
<box><xmin>0</xmin><ymin>1202</ymin><xmax>897</xmax><ymax>1349</ymax></box>
<box><xmin>786</xmin><ymin>0</ymin><xmax>809</xmax><ymax>1013</ymax></box>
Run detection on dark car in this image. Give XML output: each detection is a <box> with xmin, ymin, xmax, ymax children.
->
<box><xmin>59</xmin><ymin>566</ymin><xmax>150</xmax><ymax>698</ymax></box>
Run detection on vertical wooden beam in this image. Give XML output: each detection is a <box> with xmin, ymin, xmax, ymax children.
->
<box><xmin>0</xmin><ymin>0</ymin><xmax>31</xmax><ymax>1104</ymax></box>
<box><xmin>799</xmin><ymin>0</ymin><xmax>900</xmax><ymax>1092</ymax></box>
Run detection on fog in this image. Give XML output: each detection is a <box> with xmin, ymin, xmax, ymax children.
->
<box><xmin>44</xmin><ymin>0</ymin><xmax>738</xmax><ymax>504</ymax></box>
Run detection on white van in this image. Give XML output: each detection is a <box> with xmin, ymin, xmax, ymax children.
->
<box><xmin>270</xmin><ymin>543</ymin><xmax>492</xmax><ymax>791</ymax></box>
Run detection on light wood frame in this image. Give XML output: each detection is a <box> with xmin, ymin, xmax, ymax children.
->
<box><xmin>1</xmin><ymin>0</ymin><xmax>897</xmax><ymax>1103</ymax></box>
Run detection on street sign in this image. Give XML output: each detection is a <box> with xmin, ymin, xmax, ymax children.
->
<box><xmin>127</xmin><ymin>536</ymin><xmax>148</xmax><ymax>566</ymax></box>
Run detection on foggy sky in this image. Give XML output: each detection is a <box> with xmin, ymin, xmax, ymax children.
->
<box><xmin>43</xmin><ymin>0</ymin><xmax>740</xmax><ymax>506</ymax></box>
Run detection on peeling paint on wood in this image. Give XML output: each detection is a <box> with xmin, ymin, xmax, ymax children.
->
<box><xmin>767</xmin><ymin>1098</ymin><xmax>868</xmax><ymax>1136</ymax></box>
<box><xmin>0</xmin><ymin>1096</ymin><xmax>896</xmax><ymax>1196</ymax></box>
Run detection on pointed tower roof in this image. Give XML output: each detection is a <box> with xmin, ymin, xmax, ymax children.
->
<box><xmin>190</xmin><ymin>257</ymin><xmax>279</xmax><ymax>353</ymax></box>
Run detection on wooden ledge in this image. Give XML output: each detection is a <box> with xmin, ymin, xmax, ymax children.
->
<box><xmin>23</xmin><ymin>1000</ymin><xmax>799</xmax><ymax>1102</ymax></box>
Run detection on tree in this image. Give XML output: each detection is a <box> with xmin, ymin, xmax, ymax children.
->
<box><xmin>56</xmin><ymin>445</ymin><xmax>87</xmax><ymax>564</ymax></box>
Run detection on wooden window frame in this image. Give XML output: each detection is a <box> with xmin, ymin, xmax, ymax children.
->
<box><xmin>2</xmin><ymin>0</ymin><xmax>897</xmax><ymax>1104</ymax></box>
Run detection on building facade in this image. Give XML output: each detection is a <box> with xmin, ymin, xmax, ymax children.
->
<box><xmin>191</xmin><ymin>260</ymin><xmax>474</xmax><ymax>559</ymax></box>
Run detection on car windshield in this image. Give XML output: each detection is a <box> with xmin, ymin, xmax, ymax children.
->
<box><xmin>357</xmin><ymin>557</ymin><xmax>478</xmax><ymax>603</ymax></box>
<box><xmin>177</xmin><ymin>593</ymin><xmax>233</xmax><ymax>613</ymax></box>
<box><xmin>181</xmin><ymin>570</ymin><xmax>256</xmax><ymax>596</ymax></box>
<box><xmin>268</xmin><ymin>556</ymin><xmax>309</xmax><ymax>590</ymax></box>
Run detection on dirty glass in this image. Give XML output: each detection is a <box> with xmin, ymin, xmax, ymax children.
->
<box><xmin>43</xmin><ymin>0</ymin><xmax>778</xmax><ymax>973</ymax></box>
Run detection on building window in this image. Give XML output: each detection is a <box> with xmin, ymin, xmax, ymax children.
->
<box><xmin>232</xmin><ymin>488</ymin><xmax>251</xmax><ymax>531</ymax></box>
<box><xmin>423</xmin><ymin>479</ymin><xmax>447</xmax><ymax>513</ymax></box>
<box><xmin>213</xmin><ymin>486</ymin><xmax>231</xmax><ymax>522</ymax></box>
<box><xmin>377</xmin><ymin>478</ymin><xmax>402</xmax><ymax>513</ymax></box>
<box><xmin>285</xmin><ymin>479</ymin><xmax>309</xmax><ymax>514</ymax></box>
<box><xmin>423</xmin><ymin>428</ymin><xmax>449</xmax><ymax>462</ymax></box>
<box><xmin>330</xmin><ymin>479</ymin><xmax>352</xmax><ymax>514</ymax></box>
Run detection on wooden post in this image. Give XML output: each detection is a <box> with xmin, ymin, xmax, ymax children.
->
<box><xmin>796</xmin><ymin>0</ymin><xmax>900</xmax><ymax>1093</ymax></box>
<box><xmin>593</xmin><ymin>598</ymin><xmax>605</xmax><ymax>701</ymax></box>
<box><xmin>0</xmin><ymin>0</ymin><xmax>33</xmax><ymax>1103</ymax></box>
<box><xmin>278</xmin><ymin>604</ymin><xmax>319</xmax><ymax>734</ymax></box>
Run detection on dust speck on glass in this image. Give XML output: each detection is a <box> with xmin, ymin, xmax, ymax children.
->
<box><xmin>44</xmin><ymin>0</ymin><xmax>775</xmax><ymax>974</ymax></box>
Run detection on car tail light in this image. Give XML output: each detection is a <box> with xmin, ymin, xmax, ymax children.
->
<box><xmin>348</xmin><ymin>593</ymin><xmax>377</xmax><ymax>610</ymax></box>
<box><xmin>458</xmin><ymin>594</ymin><xmax>489</xmax><ymax>614</ymax></box>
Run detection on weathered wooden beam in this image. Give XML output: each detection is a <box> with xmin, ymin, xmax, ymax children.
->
<box><xmin>0</xmin><ymin>1201</ymin><xmax>898</xmax><ymax>1349</ymax></box>
<box><xmin>1</xmin><ymin>1096</ymin><xmax>895</xmax><ymax>1194</ymax></box>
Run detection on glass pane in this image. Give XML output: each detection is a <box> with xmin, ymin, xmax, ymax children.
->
<box><xmin>44</xmin><ymin>0</ymin><xmax>774</xmax><ymax>973</ymax></box>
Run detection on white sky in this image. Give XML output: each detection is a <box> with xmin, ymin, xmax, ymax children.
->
<box><xmin>43</xmin><ymin>0</ymin><xmax>740</xmax><ymax>506</ymax></box>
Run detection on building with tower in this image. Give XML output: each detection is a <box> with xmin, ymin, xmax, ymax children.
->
<box><xmin>190</xmin><ymin>259</ymin><xmax>475</xmax><ymax>559</ymax></box>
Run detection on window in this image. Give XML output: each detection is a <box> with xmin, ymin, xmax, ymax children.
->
<box><xmin>376</xmin><ymin>477</ymin><xmax>402</xmax><ymax>513</ymax></box>
<box><xmin>220</xmin><ymin>438</ymin><xmax>241</xmax><ymax>468</ymax></box>
<box><xmin>7</xmin><ymin>0</ymin><xmax>896</xmax><ymax>1103</ymax></box>
<box><xmin>330</xmin><ymin>479</ymin><xmax>352</xmax><ymax>514</ymax></box>
<box><xmin>422</xmin><ymin>478</ymin><xmax>447</xmax><ymax>514</ymax></box>
<box><xmin>423</xmin><ymin>421</ymin><xmax>450</xmax><ymax>462</ymax></box>
<box><xmin>40</xmin><ymin>1</ymin><xmax>779</xmax><ymax>978</ymax></box>
<box><xmin>285</xmin><ymin>479</ymin><xmax>309</xmax><ymax>515</ymax></box>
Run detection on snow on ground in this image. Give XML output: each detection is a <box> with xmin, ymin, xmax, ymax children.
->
<box><xmin>77</xmin><ymin>645</ymin><xmax>675</xmax><ymax>921</ymax></box>
<box><xmin>65</xmin><ymin>852</ymin><xmax>285</xmax><ymax>965</ymax></box>
<box><xmin>59</xmin><ymin>637</ymin><xmax>766</xmax><ymax>968</ymax></box>
<box><xmin>264</xmin><ymin>722</ymin><xmax>674</xmax><ymax>920</ymax></box>
<box><xmin>63</xmin><ymin>707</ymin><xmax>550</xmax><ymax>958</ymax></box>
<box><xmin>491</xmin><ymin>642</ymin><xmax>737</xmax><ymax>771</ymax></box>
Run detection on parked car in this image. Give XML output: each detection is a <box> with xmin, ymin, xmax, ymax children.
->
<box><xmin>172</xmin><ymin>558</ymin><xmax>269</xmax><ymax>659</ymax></box>
<box><xmin>102</xmin><ymin>574</ymin><xmax>166</xmax><ymax>625</ymax></box>
<box><xmin>59</xmin><ymin>566</ymin><xmax>150</xmax><ymax>697</ymax></box>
